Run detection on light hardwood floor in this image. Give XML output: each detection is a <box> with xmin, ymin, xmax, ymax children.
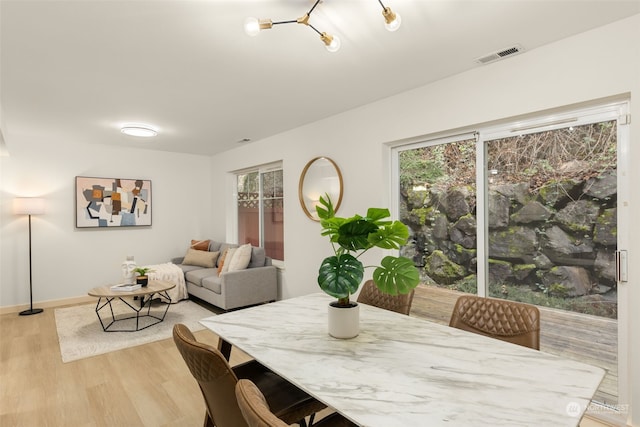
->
<box><xmin>0</xmin><ymin>299</ymin><xmax>618</xmax><ymax>427</ymax></box>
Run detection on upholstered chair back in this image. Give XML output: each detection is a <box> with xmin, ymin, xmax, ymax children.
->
<box><xmin>357</xmin><ymin>279</ymin><xmax>415</xmax><ymax>315</ymax></box>
<box><xmin>449</xmin><ymin>295</ymin><xmax>541</xmax><ymax>350</ymax></box>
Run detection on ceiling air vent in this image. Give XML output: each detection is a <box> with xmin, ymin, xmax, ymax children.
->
<box><xmin>475</xmin><ymin>44</ymin><xmax>525</xmax><ymax>65</ymax></box>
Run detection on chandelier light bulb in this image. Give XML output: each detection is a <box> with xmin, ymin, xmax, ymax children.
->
<box><xmin>382</xmin><ymin>7</ymin><xmax>402</xmax><ymax>32</ymax></box>
<box><xmin>244</xmin><ymin>17</ymin><xmax>261</xmax><ymax>36</ymax></box>
<box><xmin>322</xmin><ymin>34</ymin><xmax>341</xmax><ymax>53</ymax></box>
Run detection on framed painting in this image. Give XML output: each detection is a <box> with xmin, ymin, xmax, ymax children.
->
<box><xmin>75</xmin><ymin>176</ymin><xmax>152</xmax><ymax>228</ymax></box>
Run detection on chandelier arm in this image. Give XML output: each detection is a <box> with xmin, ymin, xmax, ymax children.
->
<box><xmin>306</xmin><ymin>0</ymin><xmax>322</xmax><ymax>16</ymax></box>
<box><xmin>272</xmin><ymin>19</ymin><xmax>299</xmax><ymax>26</ymax></box>
<box><xmin>377</xmin><ymin>0</ymin><xmax>387</xmax><ymax>9</ymax></box>
<box><xmin>307</xmin><ymin>23</ymin><xmax>322</xmax><ymax>36</ymax></box>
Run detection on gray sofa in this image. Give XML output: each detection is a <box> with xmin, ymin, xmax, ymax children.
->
<box><xmin>172</xmin><ymin>241</ymin><xmax>277</xmax><ymax>310</ymax></box>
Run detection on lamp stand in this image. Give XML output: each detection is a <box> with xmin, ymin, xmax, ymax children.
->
<box><xmin>19</xmin><ymin>214</ymin><xmax>43</xmax><ymax>316</ymax></box>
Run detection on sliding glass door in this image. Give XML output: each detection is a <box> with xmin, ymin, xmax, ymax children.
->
<box><xmin>484</xmin><ymin>117</ymin><xmax>620</xmax><ymax>406</ymax></box>
<box><xmin>393</xmin><ymin>101</ymin><xmax>629</xmax><ymax>420</ymax></box>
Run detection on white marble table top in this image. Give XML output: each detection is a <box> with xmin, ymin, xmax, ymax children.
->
<box><xmin>200</xmin><ymin>293</ymin><xmax>605</xmax><ymax>427</ymax></box>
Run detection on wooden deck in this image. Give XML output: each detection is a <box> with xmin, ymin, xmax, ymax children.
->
<box><xmin>409</xmin><ymin>285</ymin><xmax>618</xmax><ymax>405</ymax></box>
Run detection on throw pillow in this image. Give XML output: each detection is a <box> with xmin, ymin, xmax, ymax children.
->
<box><xmin>227</xmin><ymin>243</ymin><xmax>252</xmax><ymax>272</ymax></box>
<box><xmin>217</xmin><ymin>248</ymin><xmax>229</xmax><ymax>276</ymax></box>
<box><xmin>217</xmin><ymin>243</ymin><xmax>238</xmax><ymax>266</ymax></box>
<box><xmin>183</xmin><ymin>249</ymin><xmax>219</xmax><ymax>268</ymax></box>
<box><xmin>190</xmin><ymin>239</ymin><xmax>210</xmax><ymax>251</ymax></box>
<box><xmin>219</xmin><ymin>247</ymin><xmax>237</xmax><ymax>276</ymax></box>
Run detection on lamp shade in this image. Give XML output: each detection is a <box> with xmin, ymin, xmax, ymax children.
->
<box><xmin>14</xmin><ymin>197</ymin><xmax>45</xmax><ymax>215</ymax></box>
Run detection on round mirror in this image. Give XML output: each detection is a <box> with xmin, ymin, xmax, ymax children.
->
<box><xmin>298</xmin><ymin>157</ymin><xmax>343</xmax><ymax>221</ymax></box>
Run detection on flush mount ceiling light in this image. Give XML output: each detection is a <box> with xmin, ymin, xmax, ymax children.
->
<box><xmin>244</xmin><ymin>0</ymin><xmax>401</xmax><ymax>53</ymax></box>
<box><xmin>120</xmin><ymin>124</ymin><xmax>158</xmax><ymax>137</ymax></box>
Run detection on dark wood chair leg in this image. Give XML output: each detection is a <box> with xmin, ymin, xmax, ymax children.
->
<box><xmin>217</xmin><ymin>338</ymin><xmax>232</xmax><ymax>361</ymax></box>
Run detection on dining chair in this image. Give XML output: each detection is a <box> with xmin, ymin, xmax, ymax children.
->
<box><xmin>448</xmin><ymin>295</ymin><xmax>541</xmax><ymax>350</ymax></box>
<box><xmin>172</xmin><ymin>324</ymin><xmax>326</xmax><ymax>427</ymax></box>
<box><xmin>235</xmin><ymin>379</ymin><xmax>358</xmax><ymax>427</ymax></box>
<box><xmin>356</xmin><ymin>279</ymin><xmax>415</xmax><ymax>315</ymax></box>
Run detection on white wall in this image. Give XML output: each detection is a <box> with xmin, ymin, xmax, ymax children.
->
<box><xmin>0</xmin><ymin>139</ymin><xmax>213</xmax><ymax>307</ymax></box>
<box><xmin>209</xmin><ymin>15</ymin><xmax>640</xmax><ymax>425</ymax></box>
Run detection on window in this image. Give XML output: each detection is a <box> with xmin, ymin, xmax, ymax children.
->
<box><xmin>236</xmin><ymin>164</ymin><xmax>284</xmax><ymax>261</ymax></box>
<box><xmin>396</xmin><ymin>134</ymin><xmax>478</xmax><ymax>293</ymax></box>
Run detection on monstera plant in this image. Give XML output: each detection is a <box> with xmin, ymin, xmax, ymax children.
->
<box><xmin>316</xmin><ymin>194</ymin><xmax>420</xmax><ymax>307</ymax></box>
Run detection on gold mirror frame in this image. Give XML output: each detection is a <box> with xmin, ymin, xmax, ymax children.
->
<box><xmin>298</xmin><ymin>157</ymin><xmax>343</xmax><ymax>221</ymax></box>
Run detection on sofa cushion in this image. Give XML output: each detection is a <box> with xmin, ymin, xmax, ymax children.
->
<box><xmin>209</xmin><ymin>241</ymin><xmax>223</xmax><ymax>252</ymax></box>
<box><xmin>217</xmin><ymin>243</ymin><xmax>238</xmax><ymax>264</ymax></box>
<box><xmin>202</xmin><ymin>275</ymin><xmax>223</xmax><ymax>294</ymax></box>
<box><xmin>249</xmin><ymin>247</ymin><xmax>266</xmax><ymax>268</ymax></box>
<box><xmin>176</xmin><ymin>264</ymin><xmax>202</xmax><ymax>274</ymax></box>
<box><xmin>190</xmin><ymin>239</ymin><xmax>210</xmax><ymax>251</ymax></box>
<box><xmin>183</xmin><ymin>249</ymin><xmax>220</xmax><ymax>268</ymax></box>
<box><xmin>227</xmin><ymin>243</ymin><xmax>252</xmax><ymax>272</ymax></box>
<box><xmin>185</xmin><ymin>268</ymin><xmax>219</xmax><ymax>287</ymax></box>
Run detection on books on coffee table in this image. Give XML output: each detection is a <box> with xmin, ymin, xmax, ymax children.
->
<box><xmin>110</xmin><ymin>283</ymin><xmax>142</xmax><ymax>292</ymax></box>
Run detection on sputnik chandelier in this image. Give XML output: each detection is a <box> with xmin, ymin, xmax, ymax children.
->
<box><xmin>244</xmin><ymin>0</ymin><xmax>401</xmax><ymax>53</ymax></box>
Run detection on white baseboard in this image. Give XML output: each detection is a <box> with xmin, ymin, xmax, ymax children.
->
<box><xmin>0</xmin><ymin>295</ymin><xmax>95</xmax><ymax>315</ymax></box>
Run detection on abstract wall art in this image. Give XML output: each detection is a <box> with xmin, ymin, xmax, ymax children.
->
<box><xmin>75</xmin><ymin>176</ymin><xmax>152</xmax><ymax>228</ymax></box>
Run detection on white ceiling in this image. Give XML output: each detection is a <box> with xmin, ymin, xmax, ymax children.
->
<box><xmin>2</xmin><ymin>0</ymin><xmax>639</xmax><ymax>156</ymax></box>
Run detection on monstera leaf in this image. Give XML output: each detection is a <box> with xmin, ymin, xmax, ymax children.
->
<box><xmin>317</xmin><ymin>254</ymin><xmax>364</xmax><ymax>299</ymax></box>
<box><xmin>372</xmin><ymin>256</ymin><xmax>421</xmax><ymax>295</ymax></box>
<box><xmin>336</xmin><ymin>219</ymin><xmax>378</xmax><ymax>251</ymax></box>
<box><xmin>367</xmin><ymin>221</ymin><xmax>409</xmax><ymax>249</ymax></box>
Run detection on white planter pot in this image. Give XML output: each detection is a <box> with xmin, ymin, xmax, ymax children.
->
<box><xmin>327</xmin><ymin>302</ymin><xmax>359</xmax><ymax>339</ymax></box>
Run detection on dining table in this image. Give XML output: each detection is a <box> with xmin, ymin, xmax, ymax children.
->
<box><xmin>200</xmin><ymin>293</ymin><xmax>605</xmax><ymax>427</ymax></box>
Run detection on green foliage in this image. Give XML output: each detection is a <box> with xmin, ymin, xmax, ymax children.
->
<box><xmin>399</xmin><ymin>141</ymin><xmax>477</xmax><ymax>191</ymax></box>
<box><xmin>446</xmin><ymin>275</ymin><xmax>478</xmax><ymax>294</ymax></box>
<box><xmin>486</xmin><ymin>121</ymin><xmax>617</xmax><ymax>190</ymax></box>
<box><xmin>399</xmin><ymin>148</ymin><xmax>444</xmax><ymax>187</ymax></box>
<box><xmin>549</xmin><ymin>283</ymin><xmax>568</xmax><ymax>297</ymax></box>
<box><xmin>442</xmin><ymin>278</ymin><xmax>615</xmax><ymax>318</ymax></box>
<box><xmin>318</xmin><ymin>254</ymin><xmax>363</xmax><ymax>299</ymax></box>
<box><xmin>316</xmin><ymin>195</ymin><xmax>420</xmax><ymax>305</ymax></box>
<box><xmin>133</xmin><ymin>267</ymin><xmax>154</xmax><ymax>276</ymax></box>
<box><xmin>496</xmin><ymin>282</ymin><xmax>614</xmax><ymax>318</ymax></box>
<box><xmin>537</xmin><ymin>282</ymin><xmax>568</xmax><ymax>297</ymax></box>
<box><xmin>373</xmin><ymin>256</ymin><xmax>420</xmax><ymax>295</ymax></box>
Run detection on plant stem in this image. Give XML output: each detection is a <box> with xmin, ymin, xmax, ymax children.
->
<box><xmin>337</xmin><ymin>297</ymin><xmax>350</xmax><ymax>306</ymax></box>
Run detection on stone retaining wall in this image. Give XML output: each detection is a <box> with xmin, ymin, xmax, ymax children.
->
<box><xmin>400</xmin><ymin>171</ymin><xmax>617</xmax><ymax>302</ymax></box>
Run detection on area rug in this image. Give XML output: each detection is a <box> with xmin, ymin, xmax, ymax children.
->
<box><xmin>54</xmin><ymin>300</ymin><xmax>216</xmax><ymax>363</ymax></box>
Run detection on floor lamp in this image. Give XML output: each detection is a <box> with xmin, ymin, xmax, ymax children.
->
<box><xmin>14</xmin><ymin>197</ymin><xmax>45</xmax><ymax>316</ymax></box>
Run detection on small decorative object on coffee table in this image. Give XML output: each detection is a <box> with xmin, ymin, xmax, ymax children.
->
<box><xmin>133</xmin><ymin>266</ymin><xmax>153</xmax><ymax>287</ymax></box>
<box><xmin>121</xmin><ymin>255</ymin><xmax>137</xmax><ymax>284</ymax></box>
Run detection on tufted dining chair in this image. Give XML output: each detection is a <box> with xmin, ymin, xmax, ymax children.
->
<box><xmin>356</xmin><ymin>279</ymin><xmax>415</xmax><ymax>315</ymax></box>
<box><xmin>448</xmin><ymin>295</ymin><xmax>541</xmax><ymax>350</ymax></box>
<box><xmin>235</xmin><ymin>379</ymin><xmax>357</xmax><ymax>427</ymax></box>
<box><xmin>172</xmin><ymin>324</ymin><xmax>326</xmax><ymax>427</ymax></box>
